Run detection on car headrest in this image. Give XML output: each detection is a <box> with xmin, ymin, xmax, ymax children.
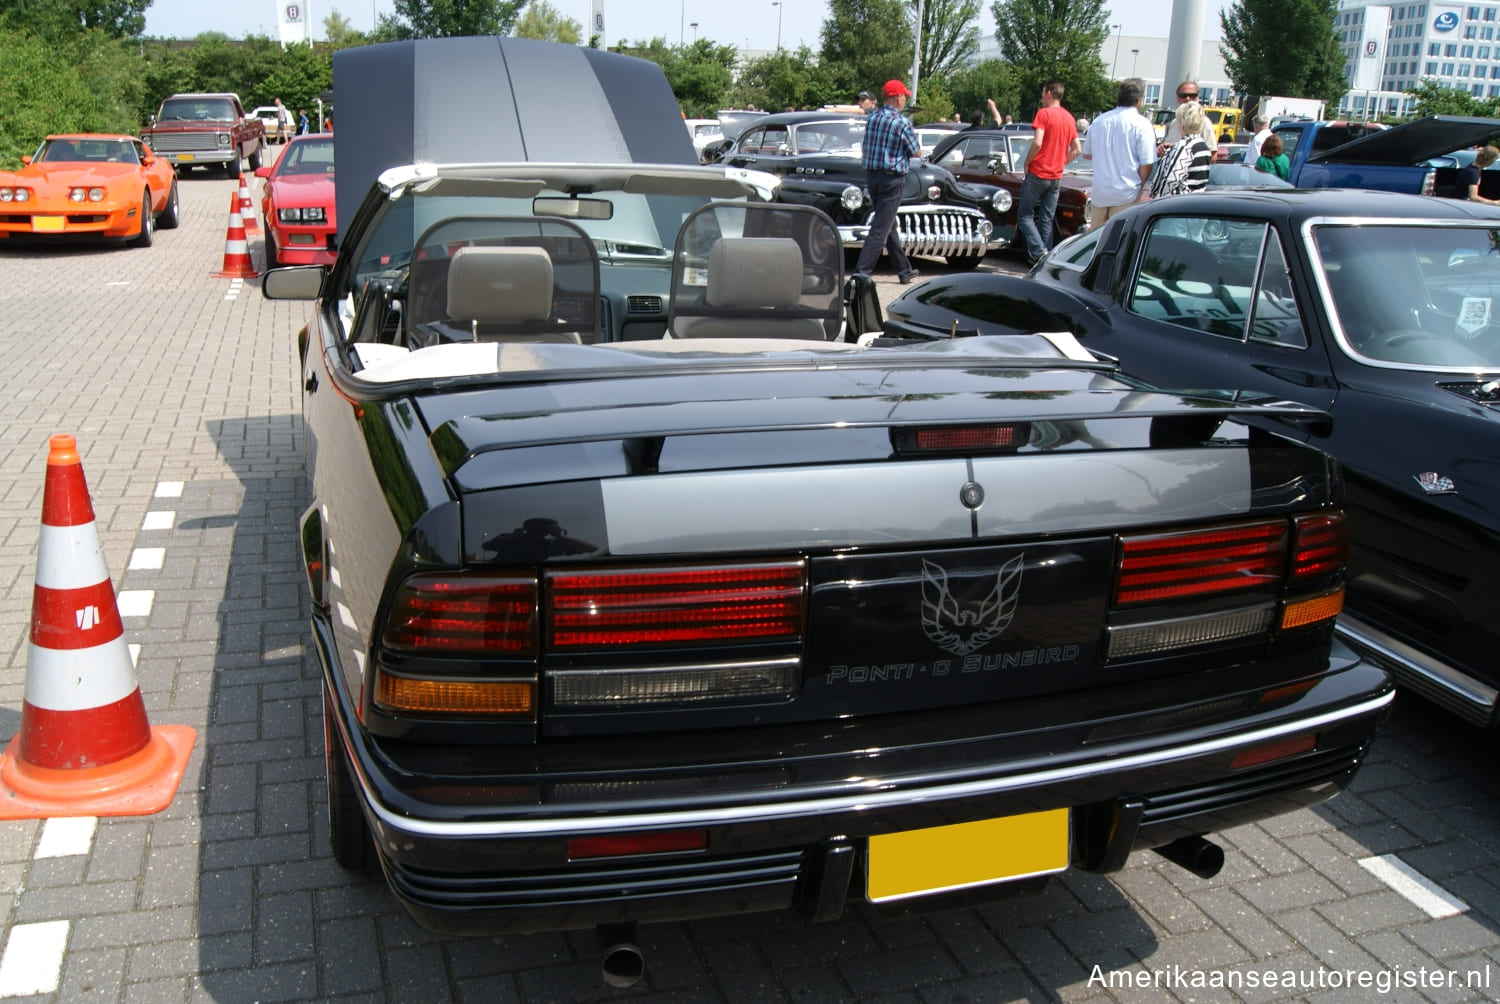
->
<box><xmin>446</xmin><ymin>246</ymin><xmax>554</xmax><ymax>324</ymax></box>
<box><xmin>706</xmin><ymin>238</ymin><xmax>803</xmax><ymax>309</ymax></box>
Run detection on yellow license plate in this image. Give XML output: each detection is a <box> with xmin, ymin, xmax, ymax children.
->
<box><xmin>32</xmin><ymin>216</ymin><xmax>65</xmax><ymax>233</ymax></box>
<box><xmin>866</xmin><ymin>808</ymin><xmax>1069</xmax><ymax>903</ymax></box>
<box><xmin>178</xmin><ymin>153</ymin><xmax>194</xmax><ymax>161</ymax></box>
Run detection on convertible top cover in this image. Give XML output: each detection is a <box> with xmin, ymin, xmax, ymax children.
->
<box><xmin>332</xmin><ymin>36</ymin><xmax>697</xmax><ymax>241</ymax></box>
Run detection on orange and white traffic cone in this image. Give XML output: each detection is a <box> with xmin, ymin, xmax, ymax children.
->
<box><xmin>0</xmin><ymin>435</ymin><xmax>195</xmax><ymax>818</ymax></box>
<box><xmin>212</xmin><ymin>191</ymin><xmax>257</xmax><ymax>278</ymax></box>
<box><xmin>238</xmin><ymin>172</ymin><xmax>259</xmax><ymax>235</ymax></box>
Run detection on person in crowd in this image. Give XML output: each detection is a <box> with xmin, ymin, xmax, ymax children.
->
<box><xmin>1081</xmin><ymin>77</ymin><xmax>1155</xmax><ymax>229</ymax></box>
<box><xmin>297</xmin><ymin>109</ymin><xmax>310</xmax><ymax>135</ymax></box>
<box><xmin>1255</xmin><ymin>133</ymin><xmax>1290</xmax><ymax>180</ymax></box>
<box><xmin>857</xmin><ymin>90</ymin><xmax>876</xmax><ymax>115</ymax></box>
<box><xmin>1156</xmin><ymin>101</ymin><xmax>1213</xmax><ymax>195</ymax></box>
<box><xmin>1076</xmin><ymin>116</ymin><xmax>1090</xmax><ymax>134</ymax></box>
<box><xmin>273</xmin><ymin>97</ymin><xmax>288</xmax><ymax>143</ymax></box>
<box><xmin>1456</xmin><ymin>145</ymin><xmax>1500</xmax><ymax>202</ymax></box>
<box><xmin>1002</xmin><ymin>113</ymin><xmax>1014</xmax><ymax>125</ymax></box>
<box><xmin>1015</xmin><ymin>79</ymin><xmax>1081</xmax><ymax>264</ymax></box>
<box><xmin>1161</xmin><ymin>80</ymin><xmax>1217</xmax><ymax>151</ymax></box>
<box><xmin>1243</xmin><ymin>114</ymin><xmax>1271</xmax><ymax>164</ymax></box>
<box><xmin>853</xmin><ymin>79</ymin><xmax>921</xmax><ymax>284</ymax></box>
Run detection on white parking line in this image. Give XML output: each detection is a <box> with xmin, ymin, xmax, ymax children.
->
<box><xmin>154</xmin><ymin>482</ymin><xmax>184</xmax><ymax>498</ymax></box>
<box><xmin>0</xmin><ymin>920</ymin><xmax>68</xmax><ymax>996</ymax></box>
<box><xmin>35</xmin><ymin>817</ymin><xmax>97</xmax><ymax>859</ymax></box>
<box><xmin>225</xmin><ymin>277</ymin><xmax>245</xmax><ymax>301</ymax></box>
<box><xmin>116</xmin><ymin>590</ymin><xmax>154</xmax><ymax>618</ymax></box>
<box><xmin>1359</xmin><ymin>853</ymin><xmax>1469</xmax><ymax>918</ymax></box>
<box><xmin>142</xmin><ymin>510</ymin><xmax>175</xmax><ymax>531</ymax></box>
<box><xmin>128</xmin><ymin>547</ymin><xmax>165</xmax><ymax>570</ymax></box>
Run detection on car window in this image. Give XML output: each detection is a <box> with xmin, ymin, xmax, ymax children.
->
<box><xmin>760</xmin><ymin>126</ymin><xmax>788</xmax><ymax>154</ymax></box>
<box><xmin>280</xmin><ymin>138</ymin><xmax>335</xmax><ymax>176</ymax></box>
<box><xmin>794</xmin><ymin>121</ymin><xmax>863</xmax><ymax>155</ymax></box>
<box><xmin>1314</xmin><ymin>222</ymin><xmax>1500</xmax><ymax>369</ymax></box>
<box><xmin>737</xmin><ymin>128</ymin><xmax>764</xmax><ymax>154</ymax></box>
<box><xmin>1128</xmin><ymin>218</ymin><xmax>1295</xmax><ymax>343</ymax></box>
<box><xmin>1048</xmin><ymin>228</ymin><xmax>1104</xmax><ymax>272</ymax></box>
<box><xmin>1273</xmin><ymin>128</ymin><xmax>1300</xmax><ymax>163</ymax></box>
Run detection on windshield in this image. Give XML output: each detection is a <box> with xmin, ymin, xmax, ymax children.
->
<box><xmin>275</xmin><ymin>137</ymin><xmax>334</xmax><ymax>177</ymax></box>
<box><xmin>1313</xmin><ymin>223</ymin><xmax>1500</xmax><ymax>370</ymax></box>
<box><xmin>792</xmin><ymin>119</ymin><xmax>865</xmax><ymax>155</ymax></box>
<box><xmin>158</xmin><ymin>98</ymin><xmax>236</xmax><ymax>121</ymax></box>
<box><xmin>37</xmin><ymin>138</ymin><xmax>137</xmax><ymax>164</ymax></box>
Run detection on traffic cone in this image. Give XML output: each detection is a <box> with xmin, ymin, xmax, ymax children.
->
<box><xmin>238</xmin><ymin>172</ymin><xmax>259</xmax><ymax>235</ymax></box>
<box><xmin>212</xmin><ymin>192</ymin><xmax>257</xmax><ymax>279</ymax></box>
<box><xmin>0</xmin><ymin>435</ymin><xmax>195</xmax><ymax>819</ymax></box>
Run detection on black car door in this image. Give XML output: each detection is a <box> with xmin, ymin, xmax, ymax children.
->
<box><xmin>1098</xmin><ymin>212</ymin><xmax>1340</xmax><ymax>423</ymax></box>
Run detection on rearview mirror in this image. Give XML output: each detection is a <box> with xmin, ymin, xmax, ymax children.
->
<box><xmin>533</xmin><ymin>196</ymin><xmax>613</xmax><ymax>220</ymax></box>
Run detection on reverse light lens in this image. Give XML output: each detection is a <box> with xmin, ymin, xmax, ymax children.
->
<box><xmin>1115</xmin><ymin>521</ymin><xmax>1287</xmax><ymax>605</ymax></box>
<box><xmin>374</xmin><ymin>672</ymin><xmax>534</xmax><ymax>716</ymax></box>
<box><xmin>1107</xmin><ymin>603</ymin><xmax>1274</xmax><ymax>659</ymax></box>
<box><xmin>382</xmin><ymin>573</ymin><xmax>538</xmax><ymax>654</ymax></box>
<box><xmin>551</xmin><ymin>658</ymin><xmax>799</xmax><ymax>708</ymax></box>
<box><xmin>546</xmin><ymin>563</ymin><xmax>804</xmax><ymax>648</ymax></box>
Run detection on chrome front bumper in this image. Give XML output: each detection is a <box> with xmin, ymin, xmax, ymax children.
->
<box><xmin>840</xmin><ymin>205</ymin><xmax>1003</xmax><ymax>255</ymax></box>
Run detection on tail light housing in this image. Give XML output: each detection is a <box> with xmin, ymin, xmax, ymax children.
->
<box><xmin>1106</xmin><ymin>510</ymin><xmax>1346</xmax><ymax>661</ymax></box>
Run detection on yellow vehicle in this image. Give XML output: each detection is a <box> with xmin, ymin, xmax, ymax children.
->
<box><xmin>1204</xmin><ymin>106</ymin><xmax>1241</xmax><ymax>143</ymax></box>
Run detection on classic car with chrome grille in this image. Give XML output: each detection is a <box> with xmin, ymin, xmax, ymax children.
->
<box><xmin>885</xmin><ymin>187</ymin><xmax>1500</xmax><ymax>731</ymax></box>
<box><xmin>718</xmin><ymin>110</ymin><xmax>1012</xmax><ymax>268</ymax></box>
<box><xmin>929</xmin><ymin>126</ymin><xmax>1093</xmax><ymax>252</ymax></box>
<box><xmin>260</xmin><ymin>36</ymin><xmax>1392</xmax><ymax>988</ymax></box>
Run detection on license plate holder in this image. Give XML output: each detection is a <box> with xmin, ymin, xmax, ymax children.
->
<box><xmin>866</xmin><ymin>808</ymin><xmax>1069</xmax><ymax>903</ymax></box>
<box><xmin>32</xmin><ymin>216</ymin><xmax>65</xmax><ymax>233</ymax></box>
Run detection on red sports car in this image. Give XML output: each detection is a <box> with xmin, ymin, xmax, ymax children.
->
<box><xmin>255</xmin><ymin>134</ymin><xmax>335</xmax><ymax>267</ymax></box>
<box><xmin>0</xmin><ymin>134</ymin><xmax>179</xmax><ymax>246</ymax></box>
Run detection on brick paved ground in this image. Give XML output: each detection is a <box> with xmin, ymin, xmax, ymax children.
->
<box><xmin>0</xmin><ymin>175</ymin><xmax>1497</xmax><ymax>1003</ymax></box>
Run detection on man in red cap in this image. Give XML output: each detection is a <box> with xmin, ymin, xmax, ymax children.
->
<box><xmin>853</xmin><ymin>79</ymin><xmax>921</xmax><ymax>283</ymax></box>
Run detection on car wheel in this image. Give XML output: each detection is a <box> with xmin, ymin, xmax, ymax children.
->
<box><xmin>224</xmin><ymin>158</ymin><xmax>240</xmax><ymax>179</ymax></box>
<box><xmin>324</xmin><ymin>687</ymin><xmax>378</xmax><ymax>873</ymax></box>
<box><xmin>946</xmin><ymin>252</ymin><xmax>985</xmax><ymax>270</ymax></box>
<box><xmin>263</xmin><ymin>225</ymin><xmax>279</xmax><ymax>269</ymax></box>
<box><xmin>129</xmin><ymin>190</ymin><xmax>153</xmax><ymax>248</ymax></box>
<box><xmin>248</xmin><ymin>145</ymin><xmax>262</xmax><ymax>171</ymax></box>
<box><xmin>156</xmin><ymin>180</ymin><xmax>180</xmax><ymax>230</ymax></box>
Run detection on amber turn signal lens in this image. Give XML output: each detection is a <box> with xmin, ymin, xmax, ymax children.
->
<box><xmin>374</xmin><ymin>673</ymin><xmax>535</xmax><ymax>717</ymax></box>
<box><xmin>1279</xmin><ymin>586</ymin><xmax>1344</xmax><ymax>631</ymax></box>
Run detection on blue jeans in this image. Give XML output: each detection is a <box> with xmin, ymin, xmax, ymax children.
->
<box><xmin>853</xmin><ymin>172</ymin><xmax>915</xmax><ymax>278</ymax></box>
<box><xmin>1016</xmin><ymin>172</ymin><xmax>1060</xmax><ymax>261</ymax></box>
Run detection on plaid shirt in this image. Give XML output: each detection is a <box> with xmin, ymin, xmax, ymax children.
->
<box><xmin>862</xmin><ymin>104</ymin><xmax>918</xmax><ymax>175</ymax></box>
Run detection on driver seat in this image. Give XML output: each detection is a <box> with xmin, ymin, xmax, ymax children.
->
<box><xmin>444</xmin><ymin>246</ymin><xmax>581</xmax><ymax>344</ymax></box>
<box><xmin>671</xmin><ymin>238</ymin><xmax>828</xmax><ymax>339</ymax></box>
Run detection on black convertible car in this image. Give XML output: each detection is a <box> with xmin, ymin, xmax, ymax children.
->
<box><xmin>888</xmin><ymin>188</ymin><xmax>1500</xmax><ymax>728</ymax></box>
<box><xmin>261</xmin><ymin>36</ymin><xmax>1392</xmax><ymax>987</ymax></box>
<box><xmin>717</xmin><ymin>110</ymin><xmax>1013</xmax><ymax>269</ymax></box>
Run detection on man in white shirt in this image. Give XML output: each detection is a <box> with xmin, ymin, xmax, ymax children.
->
<box><xmin>1082</xmin><ymin>78</ymin><xmax>1156</xmax><ymax>228</ymax></box>
<box><xmin>1244</xmin><ymin>114</ymin><xmax>1271</xmax><ymax>163</ymax></box>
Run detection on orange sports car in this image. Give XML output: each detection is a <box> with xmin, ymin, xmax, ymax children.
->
<box><xmin>0</xmin><ymin>134</ymin><xmax>180</xmax><ymax>246</ymax></box>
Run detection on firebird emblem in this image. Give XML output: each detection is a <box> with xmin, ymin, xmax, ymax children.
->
<box><xmin>921</xmin><ymin>555</ymin><xmax>1023</xmax><ymax>656</ymax></box>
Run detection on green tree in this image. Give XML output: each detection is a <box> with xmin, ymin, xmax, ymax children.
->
<box><xmin>323</xmin><ymin>9</ymin><xmax>368</xmax><ymax>49</ymax></box>
<box><xmin>945</xmin><ymin>58</ymin><xmax>1020</xmax><ymax>123</ymax></box>
<box><xmin>615</xmin><ymin>37</ymin><xmax>742</xmax><ymax>117</ymax></box>
<box><xmin>1407</xmin><ymin>78</ymin><xmax>1500</xmax><ymax>117</ymax></box>
<box><xmin>385</xmin><ymin>0</ymin><xmax>529</xmax><ymax>38</ymax></box>
<box><xmin>732</xmin><ymin>46</ymin><xmax>837</xmax><ymax>112</ymax></box>
<box><xmin>820</xmin><ymin>0</ymin><xmax>914</xmax><ymax>99</ymax></box>
<box><xmin>913</xmin><ymin>0</ymin><xmax>981</xmax><ymax>81</ymax></box>
<box><xmin>514</xmin><ymin>0</ymin><xmax>580</xmax><ymax>44</ymax></box>
<box><xmin>0</xmin><ymin>0</ymin><xmax>149</xmax><ymax>39</ymax></box>
<box><xmin>1220</xmin><ymin>0</ymin><xmax>1348</xmax><ymax>109</ymax></box>
<box><xmin>990</xmin><ymin>0</ymin><xmax>1112</xmax><ymax>119</ymax></box>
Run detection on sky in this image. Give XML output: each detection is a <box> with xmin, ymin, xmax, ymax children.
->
<box><xmin>142</xmin><ymin>0</ymin><xmax>1232</xmax><ymax>50</ymax></box>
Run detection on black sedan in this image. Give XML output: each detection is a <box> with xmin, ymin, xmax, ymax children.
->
<box><xmin>718</xmin><ymin>110</ymin><xmax>1012</xmax><ymax>268</ymax></box>
<box><xmin>886</xmin><ymin>188</ymin><xmax>1500</xmax><ymax>728</ymax></box>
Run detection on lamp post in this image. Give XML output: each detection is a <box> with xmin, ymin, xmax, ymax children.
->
<box><xmin>772</xmin><ymin>1</ymin><xmax>782</xmax><ymax>51</ymax></box>
<box><xmin>1131</xmin><ymin>48</ymin><xmax>1140</xmax><ymax>77</ymax></box>
<box><xmin>680</xmin><ymin>0</ymin><xmax>684</xmax><ymax>44</ymax></box>
<box><xmin>691</xmin><ymin>21</ymin><xmax>698</xmax><ymax>41</ymax></box>
<box><xmin>1111</xmin><ymin>26</ymin><xmax>1122</xmax><ymax>78</ymax></box>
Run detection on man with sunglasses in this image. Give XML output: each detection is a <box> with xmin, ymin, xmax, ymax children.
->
<box><xmin>1160</xmin><ymin>81</ymin><xmax>1216</xmax><ymax>152</ymax></box>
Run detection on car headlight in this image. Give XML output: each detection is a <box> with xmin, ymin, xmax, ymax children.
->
<box><xmin>992</xmin><ymin>189</ymin><xmax>1012</xmax><ymax>213</ymax></box>
<box><xmin>301</xmin><ymin>207</ymin><xmax>325</xmax><ymax>222</ymax></box>
<box><xmin>69</xmin><ymin>188</ymin><xmax>86</xmax><ymax>203</ymax></box>
<box><xmin>840</xmin><ymin>185</ymin><xmax>864</xmax><ymax>211</ymax></box>
<box><xmin>89</xmin><ymin>188</ymin><xmax>104</xmax><ymax>202</ymax></box>
<box><xmin>0</xmin><ymin>187</ymin><xmax>15</xmax><ymax>202</ymax></box>
<box><xmin>217</xmin><ymin>133</ymin><xmax>231</xmax><ymax>147</ymax></box>
<box><xmin>278</xmin><ymin>207</ymin><xmax>326</xmax><ymax>223</ymax></box>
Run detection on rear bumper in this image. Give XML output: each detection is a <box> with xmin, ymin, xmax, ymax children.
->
<box><xmin>318</xmin><ymin>617</ymin><xmax>1393</xmax><ymax>935</ymax></box>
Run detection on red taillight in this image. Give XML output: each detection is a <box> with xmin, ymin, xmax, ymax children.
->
<box><xmin>1115</xmin><ymin>521</ymin><xmax>1288</xmax><ymax>605</ymax></box>
<box><xmin>1291</xmin><ymin>512</ymin><xmax>1347</xmax><ymax>579</ymax></box>
<box><xmin>547</xmin><ymin>563</ymin><xmax>804</xmax><ymax>648</ymax></box>
<box><xmin>567</xmin><ymin>830</ymin><xmax>708</xmax><ymax>860</ymax></box>
<box><xmin>382</xmin><ymin>574</ymin><xmax>538</xmax><ymax>654</ymax></box>
<box><xmin>907</xmin><ymin>424</ymin><xmax>1028</xmax><ymax>452</ymax></box>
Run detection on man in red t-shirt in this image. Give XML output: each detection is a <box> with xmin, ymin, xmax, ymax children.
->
<box><xmin>1016</xmin><ymin>80</ymin><xmax>1081</xmax><ymax>264</ymax></box>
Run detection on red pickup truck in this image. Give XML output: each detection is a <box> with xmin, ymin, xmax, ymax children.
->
<box><xmin>141</xmin><ymin>92</ymin><xmax>265</xmax><ymax>177</ymax></box>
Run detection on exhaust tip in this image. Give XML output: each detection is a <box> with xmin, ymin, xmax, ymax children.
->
<box><xmin>597</xmin><ymin>923</ymin><xmax>645</xmax><ymax>989</ymax></box>
<box><xmin>1154</xmin><ymin>834</ymin><xmax>1225</xmax><ymax>879</ymax></box>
